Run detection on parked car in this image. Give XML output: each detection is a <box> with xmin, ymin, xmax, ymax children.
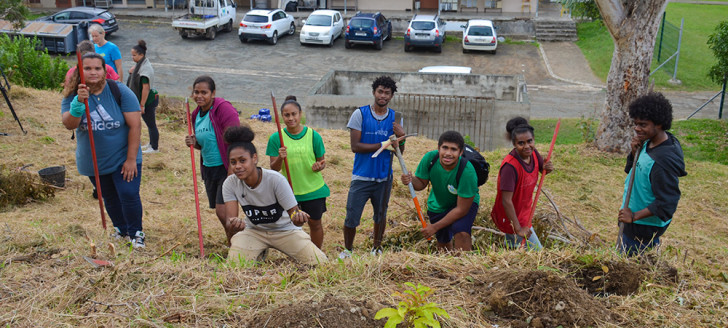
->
<box><xmin>462</xmin><ymin>19</ymin><xmax>498</xmax><ymax>54</ymax></box>
<box><xmin>404</xmin><ymin>14</ymin><xmax>446</xmax><ymax>53</ymax></box>
<box><xmin>172</xmin><ymin>0</ymin><xmax>236</xmax><ymax>40</ymax></box>
<box><xmin>419</xmin><ymin>66</ymin><xmax>471</xmax><ymax>74</ymax></box>
<box><xmin>239</xmin><ymin>9</ymin><xmax>296</xmax><ymax>45</ymax></box>
<box><xmin>299</xmin><ymin>10</ymin><xmax>344</xmax><ymax>47</ymax></box>
<box><xmin>344</xmin><ymin>12</ymin><xmax>392</xmax><ymax>50</ymax></box>
<box><xmin>36</xmin><ymin>7</ymin><xmax>119</xmax><ymax>36</ymax></box>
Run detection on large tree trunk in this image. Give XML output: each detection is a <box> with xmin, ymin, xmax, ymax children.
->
<box><xmin>594</xmin><ymin>0</ymin><xmax>668</xmax><ymax>153</ymax></box>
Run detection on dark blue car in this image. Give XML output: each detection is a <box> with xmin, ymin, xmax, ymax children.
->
<box><xmin>344</xmin><ymin>12</ymin><xmax>392</xmax><ymax>50</ymax></box>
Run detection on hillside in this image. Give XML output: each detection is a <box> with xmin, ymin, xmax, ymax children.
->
<box><xmin>1</xmin><ymin>86</ymin><xmax>727</xmax><ymax>327</ymax></box>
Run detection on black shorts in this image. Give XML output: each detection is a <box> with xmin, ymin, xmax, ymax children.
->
<box><xmin>201</xmin><ymin>164</ymin><xmax>228</xmax><ymax>209</ymax></box>
<box><xmin>298</xmin><ymin>197</ymin><xmax>327</xmax><ymax>221</ymax></box>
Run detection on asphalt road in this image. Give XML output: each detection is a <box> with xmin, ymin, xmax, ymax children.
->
<box><xmin>89</xmin><ymin>20</ymin><xmax>719</xmax><ymax>120</ymax></box>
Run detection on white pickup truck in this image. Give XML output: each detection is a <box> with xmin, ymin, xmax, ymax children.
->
<box><xmin>172</xmin><ymin>0</ymin><xmax>237</xmax><ymax>40</ymax></box>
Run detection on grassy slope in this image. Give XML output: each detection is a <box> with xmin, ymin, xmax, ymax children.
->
<box><xmin>575</xmin><ymin>3</ymin><xmax>728</xmax><ymax>91</ymax></box>
<box><xmin>1</xmin><ymin>87</ymin><xmax>727</xmax><ymax>326</ymax></box>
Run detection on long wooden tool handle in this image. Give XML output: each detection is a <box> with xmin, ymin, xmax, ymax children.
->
<box><xmin>77</xmin><ymin>52</ymin><xmax>107</xmax><ymax>230</ymax></box>
<box><xmin>528</xmin><ymin>119</ymin><xmax>561</xmax><ymax>222</ymax></box>
<box><xmin>186</xmin><ymin>98</ymin><xmax>205</xmax><ymax>258</ymax></box>
<box><xmin>271</xmin><ymin>92</ymin><xmax>293</xmax><ymax>189</ymax></box>
<box><xmin>617</xmin><ymin>144</ymin><xmax>642</xmax><ymax>248</ymax></box>
<box><xmin>389</xmin><ymin>135</ymin><xmax>430</xmax><ymax>239</ymax></box>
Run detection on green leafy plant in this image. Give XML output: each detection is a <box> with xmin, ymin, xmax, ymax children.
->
<box><xmin>463</xmin><ymin>135</ymin><xmax>476</xmax><ymax>148</ymax></box>
<box><xmin>577</xmin><ymin>115</ymin><xmax>597</xmax><ymax>143</ymax></box>
<box><xmin>0</xmin><ymin>34</ymin><xmax>68</xmax><ymax>90</ymax></box>
<box><xmin>375</xmin><ymin>282</ymin><xmax>449</xmax><ymax>328</ymax></box>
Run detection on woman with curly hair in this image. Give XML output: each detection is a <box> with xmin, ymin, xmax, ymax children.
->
<box><xmin>223</xmin><ymin>125</ymin><xmax>327</xmax><ymax>265</ymax></box>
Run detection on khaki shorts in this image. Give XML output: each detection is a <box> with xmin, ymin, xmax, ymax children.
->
<box><xmin>228</xmin><ymin>228</ymin><xmax>327</xmax><ymax>265</ymax></box>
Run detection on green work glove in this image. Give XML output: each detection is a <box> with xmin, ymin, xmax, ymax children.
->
<box><xmin>69</xmin><ymin>96</ymin><xmax>86</xmax><ymax>118</ymax></box>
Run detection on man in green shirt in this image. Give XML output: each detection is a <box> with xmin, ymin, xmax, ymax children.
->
<box><xmin>400</xmin><ymin>131</ymin><xmax>480</xmax><ymax>251</ymax></box>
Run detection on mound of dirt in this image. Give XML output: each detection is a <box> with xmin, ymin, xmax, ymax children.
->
<box><xmin>248</xmin><ymin>298</ymin><xmax>385</xmax><ymax>328</ymax></box>
<box><xmin>474</xmin><ymin>270</ymin><xmax>614</xmax><ymax>327</ymax></box>
<box><xmin>567</xmin><ymin>260</ymin><xmax>678</xmax><ymax>296</ymax></box>
<box><xmin>572</xmin><ymin>261</ymin><xmax>643</xmax><ymax>296</ymax></box>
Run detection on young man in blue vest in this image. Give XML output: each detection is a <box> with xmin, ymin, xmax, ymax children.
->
<box><xmin>400</xmin><ymin>131</ymin><xmax>479</xmax><ymax>252</ymax></box>
<box><xmin>340</xmin><ymin>76</ymin><xmax>405</xmax><ymax>259</ymax></box>
<box><xmin>618</xmin><ymin>92</ymin><xmax>687</xmax><ymax>256</ymax></box>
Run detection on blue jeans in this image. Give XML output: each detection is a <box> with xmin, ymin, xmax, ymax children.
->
<box><xmin>344</xmin><ymin>178</ymin><xmax>392</xmax><ymax>228</ymax></box>
<box><xmin>505</xmin><ymin>227</ymin><xmax>542</xmax><ymax>250</ymax></box>
<box><xmin>619</xmin><ymin>232</ymin><xmax>660</xmax><ymax>256</ymax></box>
<box><xmin>89</xmin><ymin>163</ymin><xmax>143</xmax><ymax>236</ymax></box>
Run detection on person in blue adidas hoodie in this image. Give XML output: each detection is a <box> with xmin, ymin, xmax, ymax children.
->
<box><xmin>340</xmin><ymin>76</ymin><xmax>405</xmax><ymax>259</ymax></box>
<box><xmin>618</xmin><ymin>92</ymin><xmax>687</xmax><ymax>256</ymax></box>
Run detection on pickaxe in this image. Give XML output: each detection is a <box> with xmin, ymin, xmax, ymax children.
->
<box><xmin>374</xmin><ymin>134</ymin><xmax>430</xmax><ymax>238</ymax></box>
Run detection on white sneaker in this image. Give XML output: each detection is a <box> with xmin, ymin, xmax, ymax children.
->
<box><xmin>370</xmin><ymin>248</ymin><xmax>382</xmax><ymax>256</ymax></box>
<box><xmin>141</xmin><ymin>143</ymin><xmax>151</xmax><ymax>151</ymax></box>
<box><xmin>132</xmin><ymin>231</ymin><xmax>146</xmax><ymax>249</ymax></box>
<box><xmin>142</xmin><ymin>148</ymin><xmax>159</xmax><ymax>154</ymax></box>
<box><xmin>338</xmin><ymin>249</ymin><xmax>353</xmax><ymax>259</ymax></box>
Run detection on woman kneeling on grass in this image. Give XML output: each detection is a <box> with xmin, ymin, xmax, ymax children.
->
<box><xmin>491</xmin><ymin>117</ymin><xmax>553</xmax><ymax>250</ymax></box>
<box><xmin>223</xmin><ymin>126</ymin><xmax>327</xmax><ymax>265</ymax></box>
<box><xmin>266</xmin><ymin>96</ymin><xmax>329</xmax><ymax>249</ymax></box>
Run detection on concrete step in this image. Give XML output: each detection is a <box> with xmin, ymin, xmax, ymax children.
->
<box><xmin>534</xmin><ymin>19</ymin><xmax>578</xmax><ymax>42</ymax></box>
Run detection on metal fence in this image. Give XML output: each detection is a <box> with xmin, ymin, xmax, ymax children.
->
<box><xmin>390</xmin><ymin>93</ymin><xmax>497</xmax><ymax>151</ymax></box>
<box><xmin>651</xmin><ymin>15</ymin><xmax>684</xmax><ymax>80</ymax></box>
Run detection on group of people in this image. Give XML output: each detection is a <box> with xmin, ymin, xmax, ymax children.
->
<box><xmin>61</xmin><ymin>54</ymin><xmax>686</xmax><ymax>262</ymax></box>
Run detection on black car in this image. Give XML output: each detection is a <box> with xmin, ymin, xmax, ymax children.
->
<box><xmin>37</xmin><ymin>7</ymin><xmax>119</xmax><ymax>35</ymax></box>
<box><xmin>344</xmin><ymin>12</ymin><xmax>392</xmax><ymax>50</ymax></box>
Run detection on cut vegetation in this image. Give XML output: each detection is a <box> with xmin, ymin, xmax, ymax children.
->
<box><xmin>1</xmin><ymin>87</ymin><xmax>727</xmax><ymax>327</ymax></box>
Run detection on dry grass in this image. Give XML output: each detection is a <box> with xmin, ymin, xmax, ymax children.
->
<box><xmin>1</xmin><ymin>86</ymin><xmax>727</xmax><ymax>327</ymax></box>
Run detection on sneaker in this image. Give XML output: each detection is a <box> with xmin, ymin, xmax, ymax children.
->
<box><xmin>110</xmin><ymin>227</ymin><xmax>128</xmax><ymax>241</ymax></box>
<box><xmin>142</xmin><ymin>148</ymin><xmax>159</xmax><ymax>154</ymax></box>
<box><xmin>141</xmin><ymin>143</ymin><xmax>151</xmax><ymax>151</ymax></box>
<box><xmin>132</xmin><ymin>231</ymin><xmax>146</xmax><ymax>249</ymax></box>
<box><xmin>92</xmin><ymin>187</ymin><xmax>98</xmax><ymax>199</ymax></box>
<box><xmin>338</xmin><ymin>249</ymin><xmax>353</xmax><ymax>260</ymax></box>
<box><xmin>370</xmin><ymin>247</ymin><xmax>383</xmax><ymax>256</ymax></box>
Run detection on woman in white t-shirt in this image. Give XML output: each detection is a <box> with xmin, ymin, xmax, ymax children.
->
<box><xmin>222</xmin><ymin>126</ymin><xmax>327</xmax><ymax>265</ymax></box>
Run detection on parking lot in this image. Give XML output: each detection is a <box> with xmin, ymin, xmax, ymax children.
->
<box><xmin>105</xmin><ymin>20</ymin><xmax>552</xmax><ymax>105</ymax></box>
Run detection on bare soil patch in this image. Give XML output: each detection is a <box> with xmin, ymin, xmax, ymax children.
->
<box><xmin>248</xmin><ymin>298</ymin><xmax>385</xmax><ymax>328</ymax></box>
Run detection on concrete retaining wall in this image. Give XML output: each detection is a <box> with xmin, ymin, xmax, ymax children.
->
<box><xmin>305</xmin><ymin>70</ymin><xmax>530</xmax><ymax>151</ymax></box>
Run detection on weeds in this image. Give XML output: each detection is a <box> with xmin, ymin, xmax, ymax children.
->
<box><xmin>376</xmin><ymin>282</ymin><xmax>449</xmax><ymax>328</ymax></box>
<box><xmin>0</xmin><ymin>34</ymin><xmax>68</xmax><ymax>90</ymax></box>
<box><xmin>0</xmin><ymin>165</ymin><xmax>55</xmax><ymax>209</ymax></box>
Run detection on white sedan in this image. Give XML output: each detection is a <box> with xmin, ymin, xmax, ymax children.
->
<box><xmin>299</xmin><ymin>10</ymin><xmax>345</xmax><ymax>47</ymax></box>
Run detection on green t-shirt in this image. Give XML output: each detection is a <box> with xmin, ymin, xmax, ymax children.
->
<box><xmin>266</xmin><ymin>126</ymin><xmax>330</xmax><ymax>202</ymax></box>
<box><xmin>414</xmin><ymin>150</ymin><xmax>480</xmax><ymax>214</ymax></box>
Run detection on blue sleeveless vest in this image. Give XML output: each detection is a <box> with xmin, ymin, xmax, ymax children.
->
<box><xmin>352</xmin><ymin>105</ymin><xmax>394</xmax><ymax>179</ymax></box>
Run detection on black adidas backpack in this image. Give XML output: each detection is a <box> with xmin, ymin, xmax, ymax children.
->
<box><xmin>428</xmin><ymin>144</ymin><xmax>490</xmax><ymax>187</ymax></box>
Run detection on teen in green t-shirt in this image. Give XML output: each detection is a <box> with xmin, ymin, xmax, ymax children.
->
<box><xmin>400</xmin><ymin>131</ymin><xmax>480</xmax><ymax>252</ymax></box>
<box><xmin>266</xmin><ymin>96</ymin><xmax>330</xmax><ymax>249</ymax></box>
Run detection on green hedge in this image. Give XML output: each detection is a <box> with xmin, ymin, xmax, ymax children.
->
<box><xmin>0</xmin><ymin>34</ymin><xmax>68</xmax><ymax>90</ymax></box>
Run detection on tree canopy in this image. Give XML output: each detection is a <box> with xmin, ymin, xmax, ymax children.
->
<box><xmin>707</xmin><ymin>21</ymin><xmax>728</xmax><ymax>84</ymax></box>
<box><xmin>0</xmin><ymin>0</ymin><xmax>30</xmax><ymax>30</ymax></box>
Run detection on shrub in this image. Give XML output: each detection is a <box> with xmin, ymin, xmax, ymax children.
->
<box><xmin>0</xmin><ymin>166</ymin><xmax>56</xmax><ymax>210</ymax></box>
<box><xmin>0</xmin><ymin>34</ymin><xmax>68</xmax><ymax>90</ymax></box>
